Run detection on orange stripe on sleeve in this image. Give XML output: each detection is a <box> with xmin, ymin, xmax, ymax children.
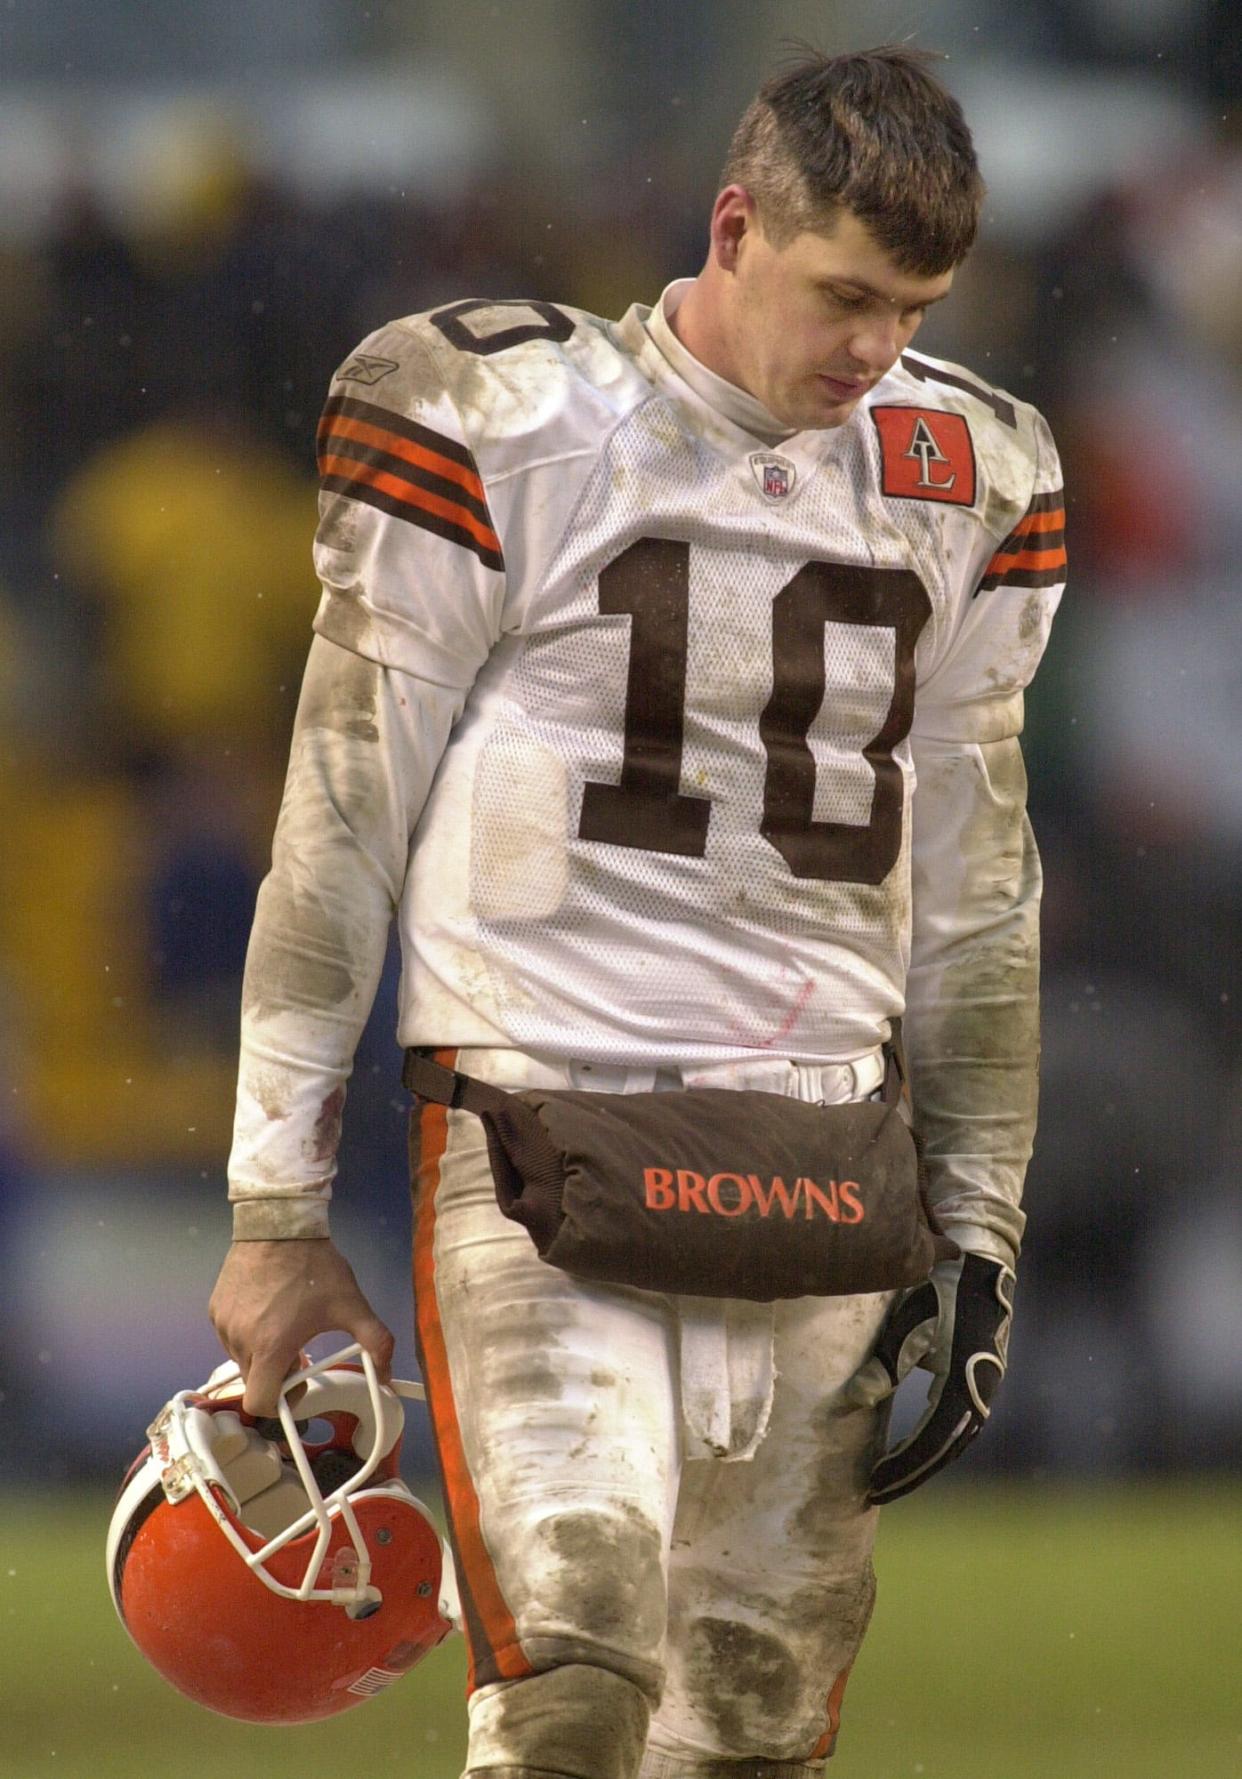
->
<box><xmin>319</xmin><ymin>412</ymin><xmax>488</xmax><ymax>506</ymax></box>
<box><xmin>319</xmin><ymin>452</ymin><xmax>502</xmax><ymax>556</ymax></box>
<box><xmin>985</xmin><ymin>543</ymin><xmax>1068</xmax><ymax>574</ymax></box>
<box><xmin>412</xmin><ymin>1064</ymin><xmax>529</xmax><ymax>1692</ymax></box>
<box><xmin>1010</xmin><ymin>506</ymin><xmax>1066</xmax><ymax>536</ymax></box>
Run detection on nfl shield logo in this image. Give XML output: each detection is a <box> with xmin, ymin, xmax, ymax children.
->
<box><xmin>749</xmin><ymin>451</ymin><xmax>796</xmax><ymax>502</ymax></box>
<box><xmin>764</xmin><ymin>462</ymin><xmax>789</xmax><ymax>498</ymax></box>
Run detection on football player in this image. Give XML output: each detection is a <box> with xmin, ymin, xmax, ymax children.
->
<box><xmin>210</xmin><ymin>45</ymin><xmax>1065</xmax><ymax>1776</ymax></box>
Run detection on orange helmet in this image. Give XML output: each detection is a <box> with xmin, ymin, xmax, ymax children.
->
<box><xmin>106</xmin><ymin>1345</ymin><xmax>457</xmax><ymax>1723</ymax></box>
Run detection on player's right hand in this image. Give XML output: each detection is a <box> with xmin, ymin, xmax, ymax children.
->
<box><xmin>208</xmin><ymin>1238</ymin><xmax>395</xmax><ymax>1417</ymax></box>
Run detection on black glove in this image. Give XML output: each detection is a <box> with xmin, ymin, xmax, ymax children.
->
<box><xmin>845</xmin><ymin>1253</ymin><xmax>1015</xmax><ymax>1505</ymax></box>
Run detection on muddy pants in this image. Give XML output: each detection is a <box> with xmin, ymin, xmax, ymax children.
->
<box><xmin>411</xmin><ymin>1046</ymin><xmax>893</xmax><ymax>1775</ymax></box>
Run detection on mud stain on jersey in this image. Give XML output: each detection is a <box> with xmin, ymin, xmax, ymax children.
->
<box><xmin>634</xmin><ymin>396</ymin><xmax>688</xmax><ymax>455</ymax></box>
<box><xmin>308</xmin><ymin>1085</ymin><xmax>346</xmax><ymax>1165</ymax></box>
<box><xmin>247</xmin><ymin>1062</ymin><xmax>294</xmax><ymax>1123</ymax></box>
<box><xmin>972</xmin><ymin>403</ymin><xmax>1036</xmax><ymax>539</ymax></box>
<box><xmin>905</xmin><ymin>737</ymin><xmax>1040</xmax><ymax>1256</ymax></box>
<box><xmin>315</xmin><ymin>491</ymin><xmax>361</xmax><ymax>556</ymax></box>
<box><xmin>470</xmin><ymin>732</ymin><xmax>569</xmax><ymax>921</ymax></box>
<box><xmin>815</xmin><ymin>833</ymin><xmax>914</xmax><ymax>952</ymax></box>
<box><xmin>981</xmin><ymin>481</ymin><xmax>1025</xmax><ymax>541</ymax></box>
<box><xmin>441</xmin><ymin>334</ymin><xmax>573</xmax><ymax>442</ymax></box>
<box><xmin>315</xmin><ymin>587</ymin><xmax>371</xmax><ymax>657</ymax></box>
<box><xmin>682</xmin><ymin>1614</ymin><xmax>801</xmax><ymax>1751</ymax></box>
<box><xmin>241</xmin><ymin>878</ymin><xmax>359</xmax><ymax>1023</ymax></box>
<box><xmin>297</xmin><ymin>641</ymin><xmax>380</xmax><ymax>743</ymax></box>
<box><xmin>377</xmin><ymin>322</ymin><xmax>452</xmax><ymax>415</ymax></box>
<box><xmin>566</xmin><ymin>1423</ymin><xmax>596</xmax><ymax>1463</ymax></box>
<box><xmin>432</xmin><ymin>940</ymin><xmax>509</xmax><ymax>1028</ymax></box>
<box><xmin>242</xmin><ymin>733</ymin><xmax>394</xmax><ymax>1026</ymax></box>
<box><xmin>913</xmin><ymin>926</ymin><xmax>1040</xmax><ymax>1123</ymax></box>
<box><xmin>1019</xmin><ymin>590</ymin><xmax>1044</xmax><ymax>642</ymax></box>
<box><xmin>535</xmin><ymin>1502</ymin><xmax>666</xmax><ymax>1649</ymax></box>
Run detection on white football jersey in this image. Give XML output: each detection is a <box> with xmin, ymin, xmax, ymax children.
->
<box><xmin>311</xmin><ymin>290</ymin><xmax>1065</xmax><ymax>1067</ymax></box>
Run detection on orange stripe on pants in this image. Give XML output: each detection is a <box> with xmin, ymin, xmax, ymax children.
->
<box><xmin>411</xmin><ymin>1056</ymin><xmax>530</xmax><ymax>1692</ymax></box>
<box><xmin>808</xmin><ymin>1663</ymin><xmax>854</xmax><ymax>1759</ymax></box>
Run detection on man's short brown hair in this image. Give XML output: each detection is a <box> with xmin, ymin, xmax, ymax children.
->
<box><xmin>721</xmin><ymin>45</ymin><xmax>984</xmax><ymax>274</ymax></box>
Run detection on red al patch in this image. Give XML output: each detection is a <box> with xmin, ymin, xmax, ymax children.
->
<box><xmin>872</xmin><ymin>406</ymin><xmax>976</xmax><ymax>507</ymax></box>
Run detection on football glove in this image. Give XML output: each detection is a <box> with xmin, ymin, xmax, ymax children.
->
<box><xmin>845</xmin><ymin>1252</ymin><xmax>1015</xmax><ymax>1505</ymax></box>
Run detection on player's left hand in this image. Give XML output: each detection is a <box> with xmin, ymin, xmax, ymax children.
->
<box><xmin>844</xmin><ymin>1253</ymin><xmax>1015</xmax><ymax>1505</ymax></box>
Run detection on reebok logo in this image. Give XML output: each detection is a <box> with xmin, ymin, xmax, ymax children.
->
<box><xmin>643</xmin><ymin>1168</ymin><xmax>864</xmax><ymax>1223</ymax></box>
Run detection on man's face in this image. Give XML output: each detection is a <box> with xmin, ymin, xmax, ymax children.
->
<box><xmin>723</xmin><ymin>200</ymin><xmax>956</xmax><ymax>430</ymax></box>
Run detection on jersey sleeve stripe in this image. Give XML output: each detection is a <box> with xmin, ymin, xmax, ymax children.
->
<box><xmin>318</xmin><ymin>407</ymin><xmax>489</xmax><ymax>511</ymax></box>
<box><xmin>320</xmin><ymin>392</ymin><xmax>476</xmax><ymax>472</ymax></box>
<box><xmin>977</xmin><ymin>561</ymin><xmax>1065</xmax><ymax>592</ymax></box>
<box><xmin>985</xmin><ymin>544</ymin><xmax>1067</xmax><ymax>574</ymax></box>
<box><xmin>975</xmin><ymin>488</ymin><xmax>1067</xmax><ymax>592</ymax></box>
<box><xmin>319</xmin><ymin>458</ymin><xmax>505</xmax><ymax>571</ymax></box>
<box><xmin>319</xmin><ymin>430</ymin><xmax>494</xmax><ymax>530</ymax></box>
<box><xmin>1009</xmin><ymin>507</ymin><xmax>1065</xmax><ymax>538</ymax></box>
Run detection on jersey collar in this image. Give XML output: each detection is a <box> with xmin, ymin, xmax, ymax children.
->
<box><xmin>645</xmin><ymin>280</ymin><xmax>796</xmax><ymax>447</ymax></box>
<box><xmin>614</xmin><ymin>283</ymin><xmax>875</xmax><ymax>491</ymax></box>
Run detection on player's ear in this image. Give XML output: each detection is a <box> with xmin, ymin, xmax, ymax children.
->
<box><xmin>710</xmin><ymin>185</ymin><xmax>754</xmax><ymax>271</ymax></box>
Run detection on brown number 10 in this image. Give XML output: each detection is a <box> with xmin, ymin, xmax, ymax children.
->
<box><xmin>578</xmin><ymin>537</ymin><xmax>931</xmax><ymax>886</ymax></box>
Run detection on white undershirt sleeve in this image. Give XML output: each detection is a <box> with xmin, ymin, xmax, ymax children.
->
<box><xmin>903</xmin><ymin>732</ymin><xmax>1041</xmax><ymax>1268</ymax></box>
<box><xmin>901</xmin><ymin>407</ymin><xmax>1064</xmax><ymax>1267</ymax></box>
<box><xmin>227</xmin><ymin>633</ymin><xmax>463</xmax><ymax>1239</ymax></box>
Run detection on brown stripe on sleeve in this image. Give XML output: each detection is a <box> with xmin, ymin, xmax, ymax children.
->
<box><xmin>316</xmin><ymin>391</ymin><xmax>504</xmax><ymax>569</ymax></box>
<box><xmin>976</xmin><ymin>557</ymin><xmax>1067</xmax><ymax>592</ymax></box>
<box><xmin>320</xmin><ymin>393</ymin><xmax>477</xmax><ymax>471</ymax></box>
<box><xmin>1008</xmin><ymin>507</ymin><xmax>1065</xmax><ymax>541</ymax></box>
<box><xmin>990</xmin><ymin>544</ymin><xmax>1066</xmax><ymax>571</ymax></box>
<box><xmin>319</xmin><ymin>431</ymin><xmax>494</xmax><ymax>529</ymax></box>
<box><xmin>320</xmin><ymin>460</ymin><xmax>504</xmax><ymax>572</ymax></box>
<box><xmin>318</xmin><ymin>405</ymin><xmax>490</xmax><ymax>512</ymax></box>
<box><xmin>975</xmin><ymin>488</ymin><xmax>1067</xmax><ymax>594</ymax></box>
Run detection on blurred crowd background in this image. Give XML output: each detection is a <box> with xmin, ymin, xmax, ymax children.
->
<box><xmin>0</xmin><ymin>0</ymin><xmax>1238</xmax><ymax>1488</ymax></box>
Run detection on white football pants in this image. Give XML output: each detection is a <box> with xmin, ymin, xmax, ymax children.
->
<box><xmin>410</xmin><ymin>1044</ymin><xmax>893</xmax><ymax>1774</ymax></box>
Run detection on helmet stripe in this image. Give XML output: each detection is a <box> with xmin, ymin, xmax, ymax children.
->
<box><xmin>110</xmin><ymin>1478</ymin><xmax>164</xmax><ymax>1623</ymax></box>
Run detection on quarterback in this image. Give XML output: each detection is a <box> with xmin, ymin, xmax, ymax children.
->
<box><xmin>211</xmin><ymin>47</ymin><xmax>1065</xmax><ymax>1775</ymax></box>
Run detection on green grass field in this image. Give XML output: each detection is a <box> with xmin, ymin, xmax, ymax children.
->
<box><xmin>3</xmin><ymin>1482</ymin><xmax>1238</xmax><ymax>1778</ymax></box>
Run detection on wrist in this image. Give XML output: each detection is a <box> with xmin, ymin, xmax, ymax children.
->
<box><xmin>930</xmin><ymin>1219</ymin><xmax>1018</xmax><ymax>1273</ymax></box>
<box><xmin>231</xmin><ymin>1199</ymin><xmax>332</xmax><ymax>1242</ymax></box>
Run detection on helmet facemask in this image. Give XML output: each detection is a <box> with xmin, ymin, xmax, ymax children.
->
<box><xmin>108</xmin><ymin>1344</ymin><xmax>458</xmax><ymax>1722</ymax></box>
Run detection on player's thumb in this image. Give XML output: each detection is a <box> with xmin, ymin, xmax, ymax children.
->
<box><xmin>350</xmin><ymin>1313</ymin><xmax>396</xmax><ymax>1386</ymax></box>
<box><xmin>841</xmin><ymin>1352</ymin><xmax>900</xmax><ymax>1410</ymax></box>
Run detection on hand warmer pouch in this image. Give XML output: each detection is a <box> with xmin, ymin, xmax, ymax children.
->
<box><xmin>404</xmin><ymin>1044</ymin><xmax>956</xmax><ymax>1301</ymax></box>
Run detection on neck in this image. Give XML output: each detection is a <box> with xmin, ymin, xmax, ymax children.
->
<box><xmin>668</xmin><ymin>272</ymin><xmax>745</xmax><ymax>392</ymax></box>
